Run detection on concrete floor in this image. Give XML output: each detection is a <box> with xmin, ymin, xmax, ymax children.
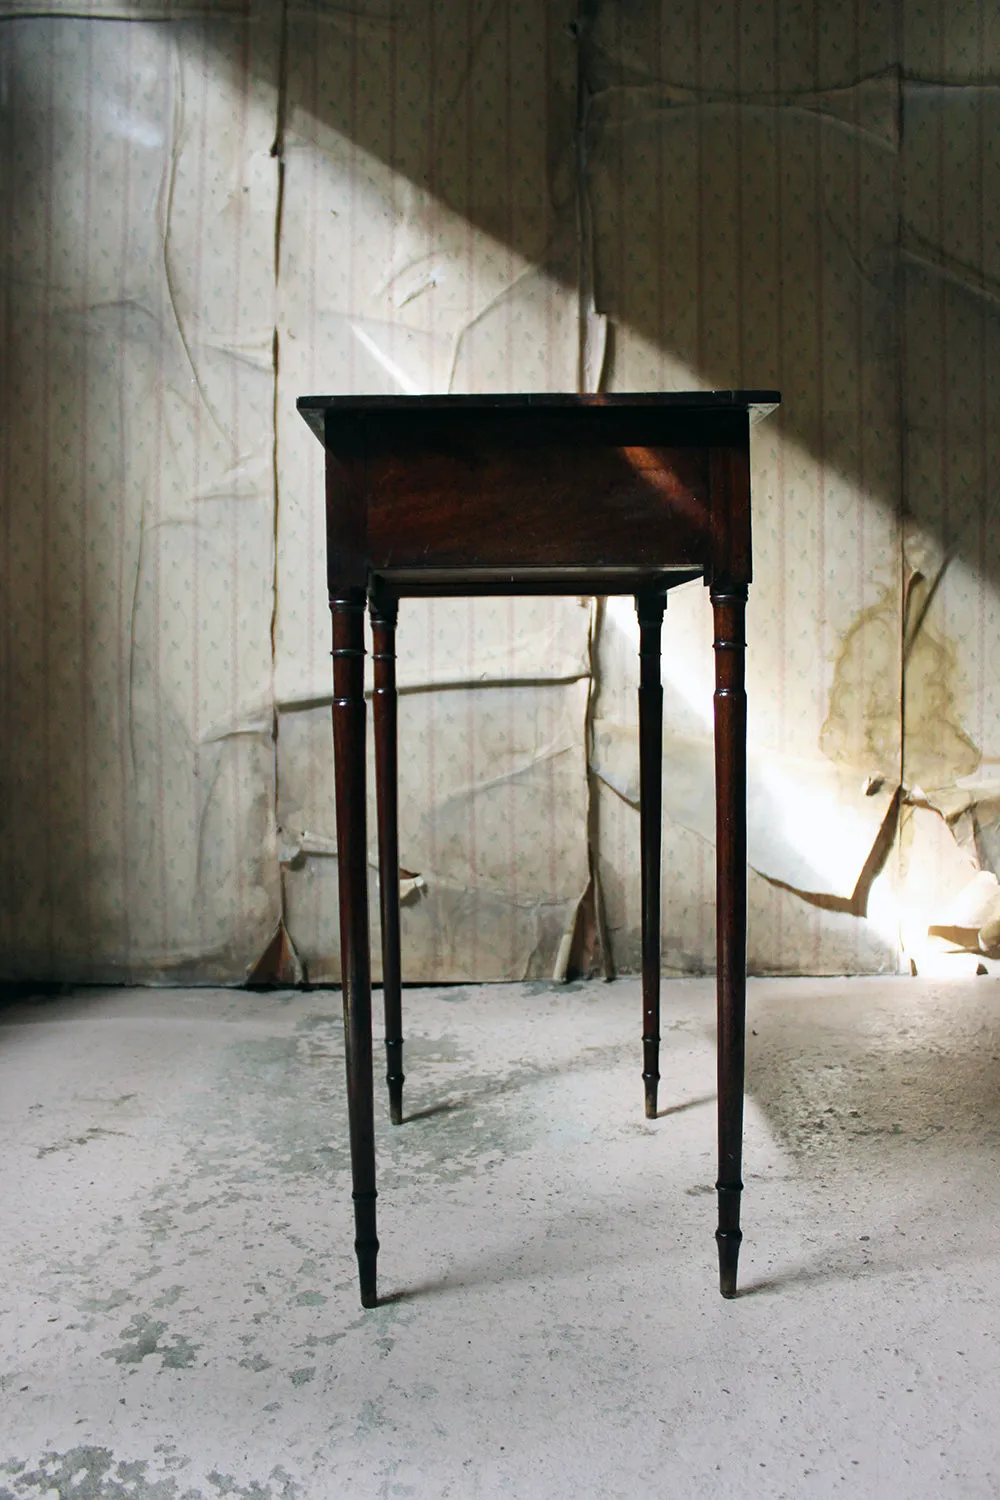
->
<box><xmin>0</xmin><ymin>977</ymin><xmax>998</xmax><ymax>1499</ymax></box>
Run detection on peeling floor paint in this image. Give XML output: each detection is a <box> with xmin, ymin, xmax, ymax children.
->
<box><xmin>2</xmin><ymin>980</ymin><xmax>999</xmax><ymax>1498</ymax></box>
<box><xmin>0</xmin><ymin>1450</ymin><xmax>301</xmax><ymax>1500</ymax></box>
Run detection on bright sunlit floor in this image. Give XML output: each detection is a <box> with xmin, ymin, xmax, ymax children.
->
<box><xmin>1</xmin><ymin>976</ymin><xmax>998</xmax><ymax>1499</ymax></box>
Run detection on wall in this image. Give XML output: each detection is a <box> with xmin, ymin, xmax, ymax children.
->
<box><xmin>1</xmin><ymin>0</ymin><xmax>998</xmax><ymax>984</ymax></box>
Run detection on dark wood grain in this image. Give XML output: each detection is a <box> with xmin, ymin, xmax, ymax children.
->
<box><xmin>367</xmin><ymin>440</ymin><xmax>711</xmax><ymax>573</ymax></box>
<box><xmin>324</xmin><ymin>411</ymin><xmax>368</xmax><ymax>591</ymax></box>
<box><xmin>709</xmin><ymin>442</ymin><xmax>753</xmax><ymax>587</ymax></box>
<box><xmin>301</xmin><ymin>392</ymin><xmax>777</xmax><ymax>1309</ymax></box>
<box><xmin>711</xmin><ymin>584</ymin><xmax>749</xmax><ymax>1299</ymax></box>
<box><xmin>370</xmin><ymin>586</ymin><xmax>404</xmax><ymax>1127</ymax></box>
<box><xmin>636</xmin><ymin>588</ymin><xmax>666</xmax><ymax>1121</ymax></box>
<box><xmin>330</xmin><ymin>590</ymin><xmax>379</xmax><ymax>1308</ymax></box>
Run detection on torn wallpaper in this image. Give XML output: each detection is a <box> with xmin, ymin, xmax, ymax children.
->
<box><xmin>1</xmin><ymin>0</ymin><xmax>998</xmax><ymax>983</ymax></box>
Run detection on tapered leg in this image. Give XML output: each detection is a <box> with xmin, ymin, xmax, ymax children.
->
<box><xmin>370</xmin><ymin>589</ymin><xmax>404</xmax><ymax>1126</ymax></box>
<box><xmin>331</xmin><ymin>590</ymin><xmax>379</xmax><ymax>1308</ymax></box>
<box><xmin>637</xmin><ymin>589</ymin><xmax>666</xmax><ymax>1121</ymax></box>
<box><xmin>711</xmin><ymin>584</ymin><xmax>749</xmax><ymax>1298</ymax></box>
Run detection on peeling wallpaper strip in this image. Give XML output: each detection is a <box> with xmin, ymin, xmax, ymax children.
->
<box><xmin>1</xmin><ymin>0</ymin><xmax>998</xmax><ymax>983</ymax></box>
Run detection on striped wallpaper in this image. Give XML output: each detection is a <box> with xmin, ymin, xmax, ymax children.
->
<box><xmin>0</xmin><ymin>0</ymin><xmax>997</xmax><ymax>982</ymax></box>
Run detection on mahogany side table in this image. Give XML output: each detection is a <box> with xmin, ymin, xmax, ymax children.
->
<box><xmin>297</xmin><ymin>391</ymin><xmax>779</xmax><ymax>1308</ymax></box>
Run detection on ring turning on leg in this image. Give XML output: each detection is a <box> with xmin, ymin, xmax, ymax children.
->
<box><xmin>331</xmin><ymin>590</ymin><xmax>379</xmax><ymax>1307</ymax></box>
<box><xmin>711</xmin><ymin>583</ymin><xmax>749</xmax><ymax>1299</ymax></box>
<box><xmin>636</xmin><ymin>589</ymin><xmax>666</xmax><ymax>1121</ymax></box>
<box><xmin>370</xmin><ymin>589</ymin><xmax>405</xmax><ymax>1126</ymax></box>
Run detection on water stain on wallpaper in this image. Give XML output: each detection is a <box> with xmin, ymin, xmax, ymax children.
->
<box><xmin>821</xmin><ymin>575</ymin><xmax>980</xmax><ymax>793</ymax></box>
<box><xmin>820</xmin><ymin>590</ymin><xmax>900</xmax><ymax>783</ymax></box>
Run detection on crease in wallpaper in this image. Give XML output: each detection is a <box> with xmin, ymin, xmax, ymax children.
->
<box><xmin>572</xmin><ymin>0</ymin><xmax>607</xmax><ymax>394</ymax></box>
<box><xmin>277</xmin><ymin>673</ymin><xmax>591</xmax><ymax>715</ymax></box>
<box><xmin>759</xmin><ymin>786</ymin><xmax>903</xmax><ymax>921</ymax></box>
<box><xmin>161</xmin><ymin>52</ymin><xmax>210</xmax><ymax>428</ymax></box>
<box><xmin>268</xmin><ymin>0</ymin><xmax>596</xmax><ymax>983</ymax></box>
<box><xmin>578</xmin><ymin>7</ymin><xmax>1000</xmax><ymax>977</ymax></box>
<box><xmin>586</xmin><ymin>70</ymin><xmax>902</xmax><ymax>154</ymax></box>
<box><xmin>445</xmin><ymin>251</ymin><xmax>577</xmax><ymax>394</ymax></box>
<box><xmin>0</xmin><ymin>4</ymin><xmax>250</xmax><ymax>16</ymax></box>
<box><xmin>3</xmin><ymin>0</ymin><xmax>999</xmax><ymax>982</ymax></box>
<box><xmin>900</xmin><ymin>231</ymin><xmax>1000</xmax><ymax>313</ymax></box>
<box><xmin>578</xmin><ymin>18</ymin><xmax>905</xmax><ymax>973</ymax></box>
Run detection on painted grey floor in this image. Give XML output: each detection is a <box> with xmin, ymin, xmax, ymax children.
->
<box><xmin>1</xmin><ymin>977</ymin><xmax>998</xmax><ymax>1499</ymax></box>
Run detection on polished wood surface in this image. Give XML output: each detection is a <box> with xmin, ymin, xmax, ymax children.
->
<box><xmin>711</xmin><ymin>584</ymin><xmax>750</xmax><ymax>1298</ymax></box>
<box><xmin>330</xmin><ymin>591</ymin><xmax>378</xmax><ymax>1308</ymax></box>
<box><xmin>636</xmin><ymin>588</ymin><xmax>666</xmax><ymax>1122</ymax></box>
<box><xmin>299</xmin><ymin>390</ymin><xmax>779</xmax><ymax>1308</ymax></box>
<box><xmin>369</xmin><ymin>586</ymin><xmax>404</xmax><ymax>1128</ymax></box>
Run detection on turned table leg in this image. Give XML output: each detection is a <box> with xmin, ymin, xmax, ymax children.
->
<box><xmin>370</xmin><ymin>588</ymin><xmax>404</xmax><ymax>1126</ymax></box>
<box><xmin>711</xmin><ymin>584</ymin><xmax>749</xmax><ymax>1298</ymax></box>
<box><xmin>637</xmin><ymin>589</ymin><xmax>666</xmax><ymax>1121</ymax></box>
<box><xmin>331</xmin><ymin>590</ymin><xmax>379</xmax><ymax>1308</ymax></box>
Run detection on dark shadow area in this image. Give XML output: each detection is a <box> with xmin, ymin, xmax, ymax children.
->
<box><xmin>384</xmin><ymin>1221</ymin><xmax>994</xmax><ymax>1305</ymax></box>
<box><xmin>656</xmin><ymin>1092</ymin><xmax>714</xmax><ymax>1119</ymax></box>
<box><xmin>401</xmin><ymin>1097</ymin><xmax>467</xmax><ymax>1123</ymax></box>
<box><xmin>179</xmin><ymin>0</ymin><xmax>999</xmax><ymax>591</ymax></box>
<box><xmin>733</xmin><ymin>1230</ymin><xmax>994</xmax><ymax>1298</ymax></box>
<box><xmin>391</xmin><ymin>1026</ymin><xmax>639</xmax><ymax>1119</ymax></box>
<box><xmin>0</xmin><ymin>984</ymin><xmax>117</xmax><ymax>1024</ymax></box>
<box><xmin>0</xmin><ymin>982</ymin><xmax>72</xmax><ymax>1011</ymax></box>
